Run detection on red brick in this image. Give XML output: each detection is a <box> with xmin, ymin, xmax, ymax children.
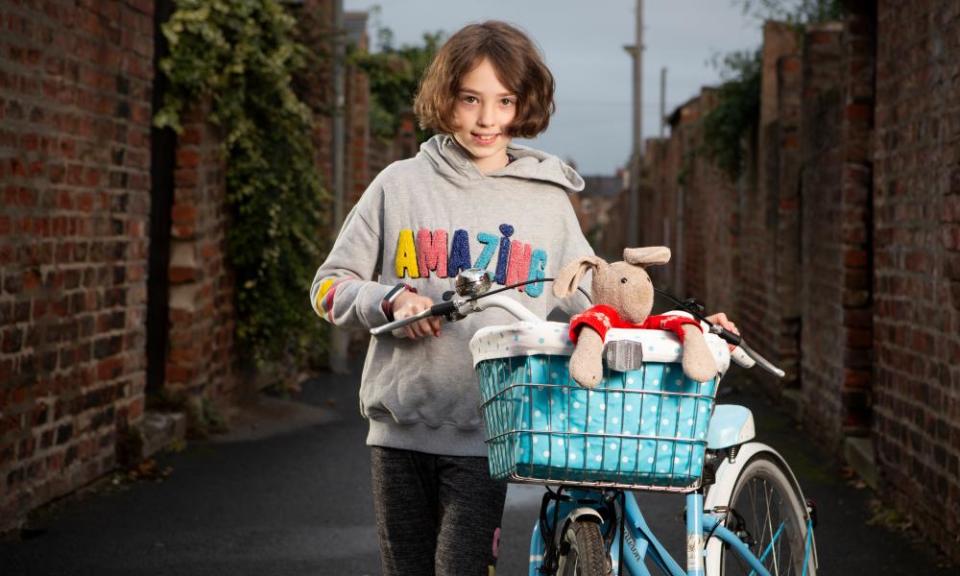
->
<box><xmin>171</xmin><ymin>204</ymin><xmax>196</xmax><ymax>225</ymax></box>
<box><xmin>176</xmin><ymin>149</ymin><xmax>200</xmax><ymax>169</ymax></box>
<box><xmin>168</xmin><ymin>266</ymin><xmax>196</xmax><ymax>284</ymax></box>
<box><xmin>942</xmin><ymin>227</ymin><xmax>960</xmax><ymax>251</ymax></box>
<box><xmin>844</xmin><ymin>249</ymin><xmax>868</xmax><ymax>267</ymax></box>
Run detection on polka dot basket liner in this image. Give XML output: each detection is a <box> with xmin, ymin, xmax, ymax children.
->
<box><xmin>470</xmin><ymin>321</ymin><xmax>730</xmax><ymax>491</ymax></box>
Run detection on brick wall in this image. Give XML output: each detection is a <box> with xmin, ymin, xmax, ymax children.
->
<box><xmin>0</xmin><ymin>0</ymin><xmax>394</xmax><ymax>533</ymax></box>
<box><xmin>641</xmin><ymin>91</ymin><xmax>739</xmax><ymax>314</ymax></box>
<box><xmin>643</xmin><ymin>119</ymin><xmax>685</xmax><ymax>290</ymax></box>
<box><xmin>0</xmin><ymin>0</ymin><xmax>154</xmax><ymax>528</ymax></box>
<box><xmin>346</xmin><ymin>26</ymin><xmax>371</xmax><ymax>207</ymax></box>
<box><xmin>643</xmin><ymin>3</ymin><xmax>958</xmax><ymax>561</ymax></box>
<box><xmin>690</xmin><ymin>91</ymin><xmax>739</xmax><ymax>318</ymax></box>
<box><xmin>873</xmin><ymin>0</ymin><xmax>960</xmax><ymax>558</ymax></box>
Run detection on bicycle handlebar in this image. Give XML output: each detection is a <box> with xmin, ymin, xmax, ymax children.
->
<box><xmin>368</xmin><ymin>293</ymin><xmax>541</xmax><ymax>336</ymax></box>
<box><xmin>367</xmin><ymin>282</ymin><xmax>785</xmax><ymax>378</ymax></box>
<box><xmin>368</xmin><ymin>301</ymin><xmax>457</xmax><ymax>336</ymax></box>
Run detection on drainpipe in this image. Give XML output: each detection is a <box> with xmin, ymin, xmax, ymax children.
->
<box><xmin>329</xmin><ymin>0</ymin><xmax>350</xmax><ymax>374</ymax></box>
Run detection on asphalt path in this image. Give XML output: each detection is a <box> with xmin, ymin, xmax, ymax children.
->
<box><xmin>0</xmin><ymin>363</ymin><xmax>953</xmax><ymax>575</ymax></box>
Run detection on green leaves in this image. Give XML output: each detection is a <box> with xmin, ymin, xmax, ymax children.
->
<box><xmin>701</xmin><ymin>50</ymin><xmax>762</xmax><ymax>182</ymax></box>
<box><xmin>156</xmin><ymin>0</ymin><xmax>330</xmax><ymax>367</ymax></box>
<box><xmin>350</xmin><ymin>30</ymin><xmax>442</xmax><ymax>143</ymax></box>
<box><xmin>702</xmin><ymin>1</ymin><xmax>846</xmax><ymax>182</ymax></box>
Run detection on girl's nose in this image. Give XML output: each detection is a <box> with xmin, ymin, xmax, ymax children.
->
<box><xmin>478</xmin><ymin>103</ymin><xmax>495</xmax><ymax>127</ymax></box>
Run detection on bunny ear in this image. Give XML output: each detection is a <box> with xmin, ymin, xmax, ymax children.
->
<box><xmin>552</xmin><ymin>256</ymin><xmax>606</xmax><ymax>298</ymax></box>
<box><xmin>624</xmin><ymin>246</ymin><xmax>671</xmax><ymax>267</ymax></box>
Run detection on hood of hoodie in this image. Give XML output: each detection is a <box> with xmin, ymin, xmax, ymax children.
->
<box><xmin>418</xmin><ymin>134</ymin><xmax>585</xmax><ymax>193</ymax></box>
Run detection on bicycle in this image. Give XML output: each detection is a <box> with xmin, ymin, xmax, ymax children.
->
<box><xmin>370</xmin><ymin>269</ymin><xmax>818</xmax><ymax>576</ymax></box>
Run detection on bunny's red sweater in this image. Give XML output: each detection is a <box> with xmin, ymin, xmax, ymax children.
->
<box><xmin>568</xmin><ymin>304</ymin><xmax>702</xmax><ymax>344</ymax></box>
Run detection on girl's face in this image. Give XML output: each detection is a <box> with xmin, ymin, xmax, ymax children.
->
<box><xmin>452</xmin><ymin>58</ymin><xmax>517</xmax><ymax>173</ymax></box>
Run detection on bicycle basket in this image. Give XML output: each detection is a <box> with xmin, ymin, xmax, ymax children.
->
<box><xmin>470</xmin><ymin>320</ymin><xmax>730</xmax><ymax>492</ymax></box>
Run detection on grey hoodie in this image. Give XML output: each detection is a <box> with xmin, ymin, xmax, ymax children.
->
<box><xmin>310</xmin><ymin>134</ymin><xmax>593</xmax><ymax>456</ymax></box>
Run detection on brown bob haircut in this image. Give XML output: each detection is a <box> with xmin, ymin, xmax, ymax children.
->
<box><xmin>414</xmin><ymin>21</ymin><xmax>556</xmax><ymax>139</ymax></box>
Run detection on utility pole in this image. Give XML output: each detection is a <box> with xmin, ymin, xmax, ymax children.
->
<box><xmin>626</xmin><ymin>0</ymin><xmax>643</xmax><ymax>247</ymax></box>
<box><xmin>330</xmin><ymin>0</ymin><xmax>350</xmax><ymax>374</ymax></box>
<box><xmin>332</xmin><ymin>0</ymin><xmax>345</xmax><ymax>231</ymax></box>
<box><xmin>660</xmin><ymin>66</ymin><xmax>667</xmax><ymax>138</ymax></box>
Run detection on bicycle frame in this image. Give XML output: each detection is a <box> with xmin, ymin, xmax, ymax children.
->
<box><xmin>369</xmin><ymin>276</ymin><xmax>816</xmax><ymax>576</ymax></box>
<box><xmin>528</xmin><ymin>487</ymin><xmax>813</xmax><ymax>576</ymax></box>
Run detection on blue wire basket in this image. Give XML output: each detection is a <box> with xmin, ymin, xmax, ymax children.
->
<box><xmin>476</xmin><ymin>352</ymin><xmax>718</xmax><ymax>492</ymax></box>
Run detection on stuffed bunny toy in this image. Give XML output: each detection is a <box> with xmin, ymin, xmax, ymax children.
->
<box><xmin>553</xmin><ymin>246</ymin><xmax>718</xmax><ymax>388</ymax></box>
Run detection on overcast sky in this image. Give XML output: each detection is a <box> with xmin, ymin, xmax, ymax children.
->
<box><xmin>343</xmin><ymin>0</ymin><xmax>763</xmax><ymax>175</ymax></box>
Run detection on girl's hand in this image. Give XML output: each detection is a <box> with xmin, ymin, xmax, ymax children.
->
<box><xmin>393</xmin><ymin>291</ymin><xmax>442</xmax><ymax>339</ymax></box>
<box><xmin>705</xmin><ymin>312</ymin><xmax>738</xmax><ymax>351</ymax></box>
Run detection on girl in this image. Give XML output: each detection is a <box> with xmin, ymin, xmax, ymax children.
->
<box><xmin>310</xmin><ymin>20</ymin><xmax>737</xmax><ymax>575</ymax></box>
<box><xmin>311</xmin><ymin>21</ymin><xmax>592</xmax><ymax>575</ymax></box>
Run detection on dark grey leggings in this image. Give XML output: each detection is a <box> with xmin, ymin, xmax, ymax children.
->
<box><xmin>370</xmin><ymin>446</ymin><xmax>508</xmax><ymax>576</ymax></box>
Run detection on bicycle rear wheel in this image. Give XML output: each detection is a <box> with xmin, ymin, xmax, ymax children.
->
<box><xmin>556</xmin><ymin>519</ymin><xmax>611</xmax><ymax>576</ymax></box>
<box><xmin>720</xmin><ymin>454</ymin><xmax>815</xmax><ymax>576</ymax></box>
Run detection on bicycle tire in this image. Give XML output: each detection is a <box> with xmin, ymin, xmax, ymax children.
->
<box><xmin>719</xmin><ymin>454</ymin><xmax>815</xmax><ymax>576</ymax></box>
<box><xmin>556</xmin><ymin>519</ymin><xmax>611</xmax><ymax>576</ymax></box>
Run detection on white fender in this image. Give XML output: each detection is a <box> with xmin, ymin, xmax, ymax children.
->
<box><xmin>702</xmin><ymin>442</ymin><xmax>818</xmax><ymax>575</ymax></box>
<box><xmin>554</xmin><ymin>507</ymin><xmax>604</xmax><ymax>546</ymax></box>
<box><xmin>552</xmin><ymin>507</ymin><xmax>606</xmax><ymax>571</ymax></box>
<box><xmin>557</xmin><ymin>506</ymin><xmax>604</xmax><ymax>537</ymax></box>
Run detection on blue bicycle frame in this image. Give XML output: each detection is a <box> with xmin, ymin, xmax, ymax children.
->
<box><xmin>528</xmin><ymin>488</ymin><xmax>814</xmax><ymax>576</ymax></box>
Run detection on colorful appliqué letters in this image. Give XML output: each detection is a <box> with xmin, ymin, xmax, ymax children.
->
<box><xmin>393</xmin><ymin>224</ymin><xmax>548</xmax><ymax>297</ymax></box>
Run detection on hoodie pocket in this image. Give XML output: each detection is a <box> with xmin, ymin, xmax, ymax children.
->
<box><xmin>360</xmin><ymin>338</ymin><xmax>483</xmax><ymax>430</ymax></box>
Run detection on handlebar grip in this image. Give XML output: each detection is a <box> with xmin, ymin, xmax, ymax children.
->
<box><xmin>730</xmin><ymin>346</ymin><xmax>756</xmax><ymax>369</ymax></box>
<box><xmin>369</xmin><ymin>300</ymin><xmax>457</xmax><ymax>336</ymax></box>
<box><xmin>708</xmin><ymin>324</ymin><xmax>741</xmax><ymax>346</ymax></box>
<box><xmin>430</xmin><ymin>300</ymin><xmax>456</xmax><ymax>317</ymax></box>
<box><xmin>737</xmin><ymin>340</ymin><xmax>786</xmax><ymax>378</ymax></box>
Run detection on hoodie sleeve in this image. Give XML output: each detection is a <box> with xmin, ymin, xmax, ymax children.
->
<box><xmin>309</xmin><ymin>180</ymin><xmax>393</xmax><ymax>329</ymax></box>
<box><xmin>554</xmin><ymin>194</ymin><xmax>596</xmax><ymax>316</ymax></box>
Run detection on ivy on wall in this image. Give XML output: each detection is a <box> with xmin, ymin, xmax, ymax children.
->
<box><xmin>701</xmin><ymin>50</ymin><xmax>762</xmax><ymax>182</ymax></box>
<box><xmin>350</xmin><ymin>25</ymin><xmax>442</xmax><ymax>144</ymax></box>
<box><xmin>701</xmin><ymin>0</ymin><xmax>847</xmax><ymax>182</ymax></box>
<box><xmin>154</xmin><ymin>0</ymin><xmax>329</xmax><ymax>367</ymax></box>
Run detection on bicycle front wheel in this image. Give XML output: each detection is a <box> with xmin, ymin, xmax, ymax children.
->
<box><xmin>556</xmin><ymin>519</ymin><xmax>611</xmax><ymax>576</ymax></box>
<box><xmin>720</xmin><ymin>454</ymin><xmax>815</xmax><ymax>576</ymax></box>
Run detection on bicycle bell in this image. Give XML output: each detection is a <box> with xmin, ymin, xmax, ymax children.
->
<box><xmin>455</xmin><ymin>268</ymin><xmax>492</xmax><ymax>298</ymax></box>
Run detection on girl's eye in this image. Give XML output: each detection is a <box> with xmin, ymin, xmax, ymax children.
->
<box><xmin>501</xmin><ymin>98</ymin><xmax>516</xmax><ymax>106</ymax></box>
<box><xmin>461</xmin><ymin>95</ymin><xmax>478</xmax><ymax>104</ymax></box>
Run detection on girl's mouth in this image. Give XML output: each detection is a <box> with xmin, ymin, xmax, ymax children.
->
<box><xmin>471</xmin><ymin>132</ymin><xmax>499</xmax><ymax>145</ymax></box>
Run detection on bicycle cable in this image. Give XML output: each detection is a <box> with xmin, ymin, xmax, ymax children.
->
<box><xmin>653</xmin><ymin>288</ymin><xmax>742</xmax><ymax>347</ymax></box>
<box><xmin>458</xmin><ymin>276</ymin><xmax>592</xmax><ymax>303</ymax></box>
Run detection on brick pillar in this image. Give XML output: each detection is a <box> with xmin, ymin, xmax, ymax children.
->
<box><xmin>837</xmin><ymin>8</ymin><xmax>875</xmax><ymax>438</ymax></box>
<box><xmin>799</xmin><ymin>10</ymin><xmax>875</xmax><ymax>447</ymax></box>
<box><xmin>737</xmin><ymin>22</ymin><xmax>801</xmax><ymax>389</ymax></box>
<box><xmin>165</xmin><ymin>107</ymin><xmax>235</xmax><ymax>403</ymax></box>
<box><xmin>772</xmin><ymin>52</ymin><xmax>803</xmax><ymax>385</ymax></box>
<box><xmin>798</xmin><ymin>22</ymin><xmax>849</xmax><ymax>448</ymax></box>
<box><xmin>678</xmin><ymin>98</ymin><xmax>707</xmax><ymax>302</ymax></box>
